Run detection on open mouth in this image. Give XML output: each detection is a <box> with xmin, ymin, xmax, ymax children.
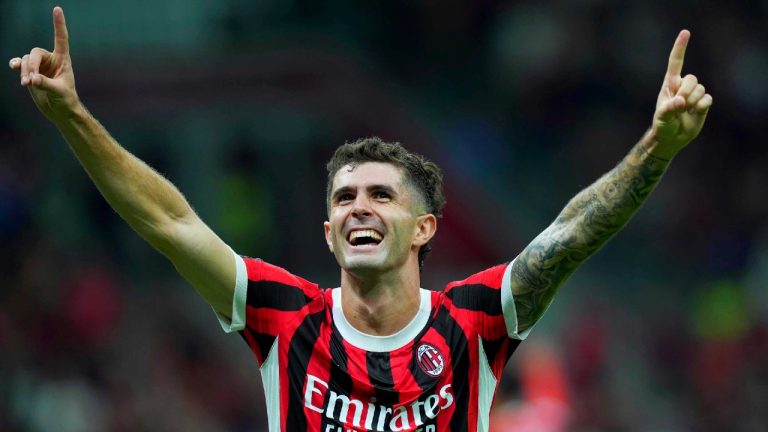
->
<box><xmin>347</xmin><ymin>229</ymin><xmax>383</xmax><ymax>247</ymax></box>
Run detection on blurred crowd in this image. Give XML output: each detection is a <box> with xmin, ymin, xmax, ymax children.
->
<box><xmin>1</xmin><ymin>0</ymin><xmax>767</xmax><ymax>431</ymax></box>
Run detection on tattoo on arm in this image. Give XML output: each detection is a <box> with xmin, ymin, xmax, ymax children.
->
<box><xmin>511</xmin><ymin>141</ymin><xmax>670</xmax><ymax>331</ymax></box>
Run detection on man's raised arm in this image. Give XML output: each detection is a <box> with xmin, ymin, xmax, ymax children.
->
<box><xmin>510</xmin><ymin>30</ymin><xmax>713</xmax><ymax>334</ymax></box>
<box><xmin>9</xmin><ymin>7</ymin><xmax>236</xmax><ymax>318</ymax></box>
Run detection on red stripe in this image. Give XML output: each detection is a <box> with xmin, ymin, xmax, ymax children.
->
<box><xmin>442</xmin><ymin>302</ymin><xmax>481</xmax><ymax>430</ymax></box>
<box><xmin>277</xmin><ymin>288</ymin><xmax>327</xmax><ymax>431</ymax></box>
<box><xmin>389</xmin><ymin>341</ymin><xmax>421</xmax><ymax>405</ymax></box>
<box><xmin>302</xmin><ymin>311</ymin><xmax>333</xmax><ymax>431</ymax></box>
<box><xmin>344</xmin><ymin>338</ymin><xmax>376</xmax><ymax>428</ymax></box>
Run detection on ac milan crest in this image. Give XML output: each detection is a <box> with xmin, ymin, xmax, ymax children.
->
<box><xmin>416</xmin><ymin>344</ymin><xmax>445</xmax><ymax>377</ymax></box>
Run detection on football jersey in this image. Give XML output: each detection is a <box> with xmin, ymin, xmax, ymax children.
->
<box><xmin>217</xmin><ymin>253</ymin><xmax>534</xmax><ymax>432</ymax></box>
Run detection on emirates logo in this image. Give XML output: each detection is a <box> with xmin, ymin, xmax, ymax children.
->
<box><xmin>416</xmin><ymin>344</ymin><xmax>445</xmax><ymax>377</ymax></box>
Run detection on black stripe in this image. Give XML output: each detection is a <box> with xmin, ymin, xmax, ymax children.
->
<box><xmin>445</xmin><ymin>283</ymin><xmax>502</xmax><ymax>315</ymax></box>
<box><xmin>322</xmin><ymin>326</ymin><xmax>355</xmax><ymax>425</ymax></box>
<box><xmin>286</xmin><ymin>310</ymin><xmax>324</xmax><ymax>432</ymax></box>
<box><xmin>366</xmin><ymin>351</ymin><xmax>399</xmax><ymax>406</ymax></box>
<box><xmin>409</xmin><ymin>309</ymin><xmax>439</xmax><ymax>393</ymax></box>
<box><xmin>433</xmin><ymin>306</ymin><xmax>470</xmax><ymax>431</ymax></box>
<box><xmin>481</xmin><ymin>336</ymin><xmax>521</xmax><ymax>370</ymax></box>
<box><xmin>241</xmin><ymin>330</ymin><xmax>277</xmax><ymax>364</ymax></box>
<box><xmin>246</xmin><ymin>280</ymin><xmax>312</xmax><ymax>311</ymax></box>
<box><xmin>506</xmin><ymin>339</ymin><xmax>521</xmax><ymax>363</ymax></box>
<box><xmin>328</xmin><ymin>323</ymin><xmax>352</xmax><ymax>393</ymax></box>
<box><xmin>409</xmin><ymin>352</ymin><xmax>437</xmax><ymax>393</ymax></box>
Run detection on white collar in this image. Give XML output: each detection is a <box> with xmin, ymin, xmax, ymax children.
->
<box><xmin>331</xmin><ymin>288</ymin><xmax>432</xmax><ymax>352</ymax></box>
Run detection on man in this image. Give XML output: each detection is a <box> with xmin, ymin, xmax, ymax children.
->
<box><xmin>10</xmin><ymin>6</ymin><xmax>712</xmax><ymax>432</ymax></box>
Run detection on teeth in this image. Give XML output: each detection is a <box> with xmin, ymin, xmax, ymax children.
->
<box><xmin>349</xmin><ymin>229</ymin><xmax>383</xmax><ymax>242</ymax></box>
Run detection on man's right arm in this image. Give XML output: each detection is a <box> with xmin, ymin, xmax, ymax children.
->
<box><xmin>10</xmin><ymin>7</ymin><xmax>236</xmax><ymax>317</ymax></box>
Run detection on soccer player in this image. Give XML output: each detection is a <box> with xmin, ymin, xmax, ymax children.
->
<box><xmin>10</xmin><ymin>7</ymin><xmax>712</xmax><ymax>432</ymax></box>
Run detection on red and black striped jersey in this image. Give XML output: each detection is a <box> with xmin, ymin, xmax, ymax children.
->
<box><xmin>217</xmin><ymin>254</ymin><xmax>534</xmax><ymax>432</ymax></box>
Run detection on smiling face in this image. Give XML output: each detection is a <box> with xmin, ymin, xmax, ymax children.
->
<box><xmin>324</xmin><ymin>162</ymin><xmax>436</xmax><ymax>279</ymax></box>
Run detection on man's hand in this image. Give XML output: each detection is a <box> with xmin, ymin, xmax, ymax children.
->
<box><xmin>649</xmin><ymin>30</ymin><xmax>713</xmax><ymax>160</ymax></box>
<box><xmin>9</xmin><ymin>6</ymin><xmax>79</xmax><ymax>121</ymax></box>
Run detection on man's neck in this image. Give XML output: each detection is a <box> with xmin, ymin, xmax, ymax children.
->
<box><xmin>339</xmin><ymin>265</ymin><xmax>422</xmax><ymax>336</ymax></box>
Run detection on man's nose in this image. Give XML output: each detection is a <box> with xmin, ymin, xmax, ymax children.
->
<box><xmin>351</xmin><ymin>196</ymin><xmax>372</xmax><ymax>218</ymax></box>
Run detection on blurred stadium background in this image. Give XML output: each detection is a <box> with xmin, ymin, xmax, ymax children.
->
<box><xmin>1</xmin><ymin>1</ymin><xmax>767</xmax><ymax>431</ymax></box>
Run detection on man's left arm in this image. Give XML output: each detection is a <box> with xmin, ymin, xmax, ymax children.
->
<box><xmin>510</xmin><ymin>30</ymin><xmax>713</xmax><ymax>334</ymax></box>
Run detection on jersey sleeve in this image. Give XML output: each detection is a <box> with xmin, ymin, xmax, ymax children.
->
<box><xmin>445</xmin><ymin>259</ymin><xmax>538</xmax><ymax>340</ymax></box>
<box><xmin>215</xmin><ymin>251</ymin><xmax>323</xmax><ymax>365</ymax></box>
<box><xmin>443</xmin><ymin>259</ymin><xmax>545</xmax><ymax>376</ymax></box>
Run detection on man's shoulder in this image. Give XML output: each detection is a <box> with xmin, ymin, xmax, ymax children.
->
<box><xmin>239</xmin><ymin>255</ymin><xmax>326</xmax><ymax>297</ymax></box>
<box><xmin>441</xmin><ymin>262</ymin><xmax>510</xmax><ymax>292</ymax></box>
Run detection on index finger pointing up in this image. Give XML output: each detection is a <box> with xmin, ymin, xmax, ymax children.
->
<box><xmin>53</xmin><ymin>6</ymin><xmax>69</xmax><ymax>55</ymax></box>
<box><xmin>666</xmin><ymin>29</ymin><xmax>690</xmax><ymax>77</ymax></box>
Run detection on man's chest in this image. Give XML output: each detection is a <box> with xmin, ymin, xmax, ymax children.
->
<box><xmin>280</xmin><ymin>318</ymin><xmax>473</xmax><ymax>431</ymax></box>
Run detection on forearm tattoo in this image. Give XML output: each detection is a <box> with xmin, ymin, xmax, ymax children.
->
<box><xmin>511</xmin><ymin>142</ymin><xmax>670</xmax><ymax>331</ymax></box>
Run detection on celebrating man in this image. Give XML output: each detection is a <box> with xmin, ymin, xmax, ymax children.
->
<box><xmin>10</xmin><ymin>7</ymin><xmax>711</xmax><ymax>432</ymax></box>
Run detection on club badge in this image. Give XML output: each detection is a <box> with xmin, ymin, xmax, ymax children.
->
<box><xmin>416</xmin><ymin>343</ymin><xmax>445</xmax><ymax>377</ymax></box>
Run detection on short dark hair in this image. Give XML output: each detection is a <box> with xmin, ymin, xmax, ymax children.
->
<box><xmin>326</xmin><ymin>137</ymin><xmax>446</xmax><ymax>269</ymax></box>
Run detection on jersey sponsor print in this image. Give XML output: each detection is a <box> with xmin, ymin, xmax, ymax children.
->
<box><xmin>305</xmin><ymin>374</ymin><xmax>453</xmax><ymax>431</ymax></box>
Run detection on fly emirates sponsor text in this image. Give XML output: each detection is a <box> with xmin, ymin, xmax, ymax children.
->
<box><xmin>304</xmin><ymin>374</ymin><xmax>455</xmax><ymax>431</ymax></box>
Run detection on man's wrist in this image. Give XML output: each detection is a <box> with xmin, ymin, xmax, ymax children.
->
<box><xmin>640</xmin><ymin>129</ymin><xmax>679</xmax><ymax>162</ymax></box>
<box><xmin>51</xmin><ymin>99</ymin><xmax>89</xmax><ymax>128</ymax></box>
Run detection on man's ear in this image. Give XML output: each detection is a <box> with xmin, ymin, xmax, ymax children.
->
<box><xmin>413</xmin><ymin>214</ymin><xmax>437</xmax><ymax>247</ymax></box>
<box><xmin>323</xmin><ymin>221</ymin><xmax>334</xmax><ymax>252</ymax></box>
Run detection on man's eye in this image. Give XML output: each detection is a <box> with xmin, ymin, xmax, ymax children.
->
<box><xmin>338</xmin><ymin>194</ymin><xmax>354</xmax><ymax>203</ymax></box>
<box><xmin>374</xmin><ymin>192</ymin><xmax>391</xmax><ymax>200</ymax></box>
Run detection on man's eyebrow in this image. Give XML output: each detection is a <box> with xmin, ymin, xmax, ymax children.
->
<box><xmin>367</xmin><ymin>184</ymin><xmax>398</xmax><ymax>195</ymax></box>
<box><xmin>366</xmin><ymin>184</ymin><xmax>397</xmax><ymax>194</ymax></box>
<box><xmin>330</xmin><ymin>186</ymin><xmax>354</xmax><ymax>201</ymax></box>
<box><xmin>330</xmin><ymin>184</ymin><xmax>399</xmax><ymax>201</ymax></box>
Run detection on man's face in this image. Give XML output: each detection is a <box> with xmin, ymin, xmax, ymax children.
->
<box><xmin>324</xmin><ymin>162</ymin><xmax>435</xmax><ymax>277</ymax></box>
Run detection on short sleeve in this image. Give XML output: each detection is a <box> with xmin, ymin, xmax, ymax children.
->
<box><xmin>500</xmin><ymin>259</ymin><xmax>538</xmax><ymax>341</ymax></box>
<box><xmin>443</xmin><ymin>259</ymin><xmax>545</xmax><ymax>377</ymax></box>
<box><xmin>215</xmin><ymin>252</ymin><xmax>323</xmax><ymax>365</ymax></box>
